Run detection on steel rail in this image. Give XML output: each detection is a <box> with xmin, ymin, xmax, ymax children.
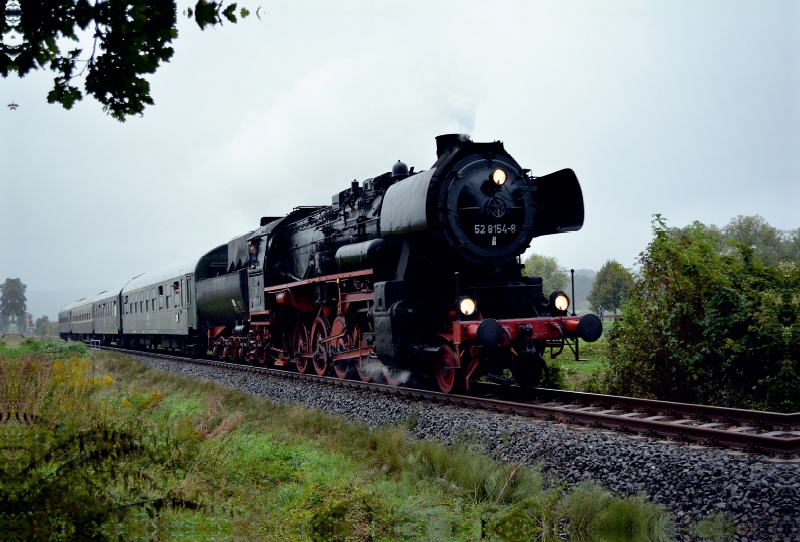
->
<box><xmin>101</xmin><ymin>346</ymin><xmax>800</xmax><ymax>458</ymax></box>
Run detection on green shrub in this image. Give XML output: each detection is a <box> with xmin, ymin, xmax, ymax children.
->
<box><xmin>602</xmin><ymin>216</ymin><xmax>800</xmax><ymax>411</ymax></box>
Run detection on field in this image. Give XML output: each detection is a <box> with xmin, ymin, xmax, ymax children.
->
<box><xmin>0</xmin><ymin>337</ymin><xmax>680</xmax><ymax>541</ymax></box>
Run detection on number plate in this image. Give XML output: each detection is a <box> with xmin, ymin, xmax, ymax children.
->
<box><xmin>473</xmin><ymin>223</ymin><xmax>517</xmax><ymax>235</ymax></box>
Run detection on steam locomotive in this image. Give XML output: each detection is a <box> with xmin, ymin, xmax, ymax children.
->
<box><xmin>59</xmin><ymin>134</ymin><xmax>601</xmax><ymax>393</ymax></box>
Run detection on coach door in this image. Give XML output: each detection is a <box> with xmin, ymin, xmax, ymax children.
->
<box><xmin>184</xmin><ymin>274</ymin><xmax>196</xmax><ymax>329</ymax></box>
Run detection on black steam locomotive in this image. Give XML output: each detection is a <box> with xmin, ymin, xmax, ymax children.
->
<box><xmin>195</xmin><ymin>134</ymin><xmax>601</xmax><ymax>392</ymax></box>
<box><xmin>59</xmin><ymin>134</ymin><xmax>601</xmax><ymax>393</ymax></box>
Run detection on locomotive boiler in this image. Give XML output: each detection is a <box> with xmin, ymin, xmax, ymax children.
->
<box><xmin>194</xmin><ymin>134</ymin><xmax>602</xmax><ymax>393</ymax></box>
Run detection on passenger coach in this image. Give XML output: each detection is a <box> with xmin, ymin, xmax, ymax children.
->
<box><xmin>119</xmin><ymin>262</ymin><xmax>199</xmax><ymax>353</ymax></box>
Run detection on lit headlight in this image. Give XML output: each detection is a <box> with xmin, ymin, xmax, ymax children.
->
<box><xmin>458</xmin><ymin>296</ymin><xmax>477</xmax><ymax>317</ymax></box>
<box><xmin>549</xmin><ymin>291</ymin><xmax>570</xmax><ymax>313</ymax></box>
<box><xmin>492</xmin><ymin>168</ymin><xmax>507</xmax><ymax>186</ymax></box>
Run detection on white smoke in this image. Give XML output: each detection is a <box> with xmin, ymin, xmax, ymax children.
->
<box><xmin>358</xmin><ymin>358</ymin><xmax>412</xmax><ymax>385</ymax></box>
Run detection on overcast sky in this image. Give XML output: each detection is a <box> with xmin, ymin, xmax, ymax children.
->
<box><xmin>1</xmin><ymin>0</ymin><xmax>798</xmax><ymax>319</ymax></box>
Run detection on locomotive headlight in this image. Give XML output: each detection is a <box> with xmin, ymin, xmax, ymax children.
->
<box><xmin>549</xmin><ymin>291</ymin><xmax>570</xmax><ymax>313</ymax></box>
<box><xmin>554</xmin><ymin>294</ymin><xmax>569</xmax><ymax>311</ymax></box>
<box><xmin>458</xmin><ymin>296</ymin><xmax>477</xmax><ymax>317</ymax></box>
<box><xmin>492</xmin><ymin>168</ymin><xmax>507</xmax><ymax>186</ymax></box>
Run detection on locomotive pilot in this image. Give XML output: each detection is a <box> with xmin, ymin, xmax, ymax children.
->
<box><xmin>249</xmin><ymin>243</ymin><xmax>258</xmax><ymax>269</ymax></box>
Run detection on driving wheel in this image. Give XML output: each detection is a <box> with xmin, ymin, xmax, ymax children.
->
<box><xmin>330</xmin><ymin>316</ymin><xmax>353</xmax><ymax>379</ymax></box>
<box><xmin>311</xmin><ymin>316</ymin><xmax>331</xmax><ymax>376</ymax></box>
<box><xmin>435</xmin><ymin>343</ymin><xmax>461</xmax><ymax>394</ymax></box>
<box><xmin>293</xmin><ymin>322</ymin><xmax>310</xmax><ymax>374</ymax></box>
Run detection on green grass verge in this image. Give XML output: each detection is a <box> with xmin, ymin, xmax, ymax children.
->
<box><xmin>1</xmin><ymin>339</ymin><xmax>676</xmax><ymax>541</ymax></box>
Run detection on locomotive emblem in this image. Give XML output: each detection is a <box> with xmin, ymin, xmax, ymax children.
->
<box><xmin>485</xmin><ymin>197</ymin><xmax>508</xmax><ymax>218</ymax></box>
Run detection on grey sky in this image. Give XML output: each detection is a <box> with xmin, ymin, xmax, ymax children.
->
<box><xmin>1</xmin><ymin>0</ymin><xmax>798</xmax><ymax>319</ymax></box>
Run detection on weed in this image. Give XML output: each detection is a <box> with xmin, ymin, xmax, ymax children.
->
<box><xmin>402</xmin><ymin>408</ymin><xmax>421</xmax><ymax>431</ymax></box>
<box><xmin>690</xmin><ymin>512</ymin><xmax>736</xmax><ymax>541</ymax></box>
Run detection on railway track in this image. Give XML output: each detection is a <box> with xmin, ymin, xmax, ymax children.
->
<box><xmin>101</xmin><ymin>345</ymin><xmax>800</xmax><ymax>460</ymax></box>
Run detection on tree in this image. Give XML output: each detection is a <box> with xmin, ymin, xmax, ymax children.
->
<box><xmin>0</xmin><ymin>278</ymin><xmax>27</xmax><ymax>332</ymax></box>
<box><xmin>1</xmin><ymin>0</ymin><xmax>252</xmax><ymax>121</ymax></box>
<box><xmin>723</xmin><ymin>215</ymin><xmax>784</xmax><ymax>265</ymax></box>
<box><xmin>671</xmin><ymin>215</ymin><xmax>800</xmax><ymax>265</ymax></box>
<box><xmin>522</xmin><ymin>253</ymin><xmax>568</xmax><ymax>294</ymax></box>
<box><xmin>35</xmin><ymin>315</ymin><xmax>58</xmax><ymax>337</ymax></box>
<box><xmin>586</xmin><ymin>260</ymin><xmax>632</xmax><ymax>313</ymax></box>
<box><xmin>788</xmin><ymin>228</ymin><xmax>800</xmax><ymax>262</ymax></box>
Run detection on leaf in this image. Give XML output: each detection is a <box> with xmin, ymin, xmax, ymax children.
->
<box><xmin>222</xmin><ymin>3</ymin><xmax>238</xmax><ymax>23</ymax></box>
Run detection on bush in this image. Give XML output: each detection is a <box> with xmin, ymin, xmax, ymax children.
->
<box><xmin>601</xmin><ymin>216</ymin><xmax>800</xmax><ymax>412</ymax></box>
<box><xmin>0</xmin><ymin>342</ymin><xmax>204</xmax><ymax>539</ymax></box>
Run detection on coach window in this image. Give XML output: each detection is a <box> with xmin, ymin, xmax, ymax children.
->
<box><xmin>166</xmin><ymin>295</ymin><xmax>170</xmax><ymax>309</ymax></box>
<box><xmin>158</xmin><ymin>286</ymin><xmax>164</xmax><ymax>309</ymax></box>
<box><xmin>187</xmin><ymin>278</ymin><xmax>192</xmax><ymax>306</ymax></box>
<box><xmin>180</xmin><ymin>279</ymin><xmax>185</xmax><ymax>307</ymax></box>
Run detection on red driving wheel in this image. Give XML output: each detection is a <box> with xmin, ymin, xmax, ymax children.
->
<box><xmin>293</xmin><ymin>322</ymin><xmax>310</xmax><ymax>373</ymax></box>
<box><xmin>331</xmin><ymin>316</ymin><xmax>353</xmax><ymax>379</ymax></box>
<box><xmin>311</xmin><ymin>317</ymin><xmax>331</xmax><ymax>376</ymax></box>
<box><xmin>435</xmin><ymin>343</ymin><xmax>461</xmax><ymax>394</ymax></box>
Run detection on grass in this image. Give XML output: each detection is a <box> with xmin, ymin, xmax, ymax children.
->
<box><xmin>1</xmin><ymin>338</ymin><xmax>678</xmax><ymax>541</ymax></box>
<box><xmin>545</xmin><ymin>322</ymin><xmax>613</xmax><ymax>392</ymax></box>
<box><xmin>689</xmin><ymin>512</ymin><xmax>737</xmax><ymax>542</ymax></box>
